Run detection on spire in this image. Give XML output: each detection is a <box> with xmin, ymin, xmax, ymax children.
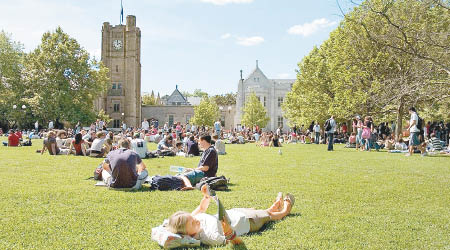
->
<box><xmin>176</xmin><ymin>84</ymin><xmax>178</xmax><ymax>90</ymax></box>
<box><xmin>256</xmin><ymin>60</ymin><xmax>259</xmax><ymax>68</ymax></box>
<box><xmin>240</xmin><ymin>70</ymin><xmax>243</xmax><ymax>80</ymax></box>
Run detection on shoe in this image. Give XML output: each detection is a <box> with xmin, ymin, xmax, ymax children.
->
<box><xmin>421</xmin><ymin>153</ymin><xmax>427</xmax><ymax>157</ymax></box>
<box><xmin>205</xmin><ymin>184</ymin><xmax>216</xmax><ymax>197</ymax></box>
<box><xmin>284</xmin><ymin>193</ymin><xmax>295</xmax><ymax>207</ymax></box>
<box><xmin>405</xmin><ymin>153</ymin><xmax>411</xmax><ymax>157</ymax></box>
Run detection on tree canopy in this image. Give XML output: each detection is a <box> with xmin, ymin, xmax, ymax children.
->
<box><xmin>241</xmin><ymin>92</ymin><xmax>270</xmax><ymax>129</ymax></box>
<box><xmin>283</xmin><ymin>0</ymin><xmax>449</xmax><ymax>135</ymax></box>
<box><xmin>190</xmin><ymin>97</ymin><xmax>220</xmax><ymax>127</ymax></box>
<box><xmin>21</xmin><ymin>27</ymin><xmax>109</xmax><ymax>127</ymax></box>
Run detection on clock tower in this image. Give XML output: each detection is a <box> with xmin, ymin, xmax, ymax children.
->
<box><xmin>95</xmin><ymin>15</ymin><xmax>141</xmax><ymax>128</ymax></box>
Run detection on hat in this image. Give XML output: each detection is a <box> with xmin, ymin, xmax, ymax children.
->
<box><xmin>355</xmin><ymin>115</ymin><xmax>361</xmax><ymax>119</ymax></box>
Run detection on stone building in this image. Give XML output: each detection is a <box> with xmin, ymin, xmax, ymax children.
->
<box><xmin>95</xmin><ymin>15</ymin><xmax>141</xmax><ymax>128</ymax></box>
<box><xmin>234</xmin><ymin>61</ymin><xmax>295</xmax><ymax>131</ymax></box>
<box><xmin>142</xmin><ymin>86</ymin><xmax>236</xmax><ymax>130</ymax></box>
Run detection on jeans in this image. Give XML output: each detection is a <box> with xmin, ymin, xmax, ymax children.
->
<box><xmin>327</xmin><ymin>132</ymin><xmax>334</xmax><ymax>151</ymax></box>
<box><xmin>315</xmin><ymin>132</ymin><xmax>320</xmax><ymax>144</ymax></box>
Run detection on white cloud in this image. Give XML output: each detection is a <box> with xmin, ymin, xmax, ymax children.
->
<box><xmin>277</xmin><ymin>73</ymin><xmax>290</xmax><ymax>79</ymax></box>
<box><xmin>200</xmin><ymin>0</ymin><xmax>254</xmax><ymax>5</ymax></box>
<box><xmin>287</xmin><ymin>18</ymin><xmax>337</xmax><ymax>37</ymax></box>
<box><xmin>220</xmin><ymin>33</ymin><xmax>231</xmax><ymax>39</ymax></box>
<box><xmin>236</xmin><ymin>36</ymin><xmax>264</xmax><ymax>46</ymax></box>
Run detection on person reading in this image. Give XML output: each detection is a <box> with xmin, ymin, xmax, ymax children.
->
<box><xmin>167</xmin><ymin>185</ymin><xmax>295</xmax><ymax>246</ymax></box>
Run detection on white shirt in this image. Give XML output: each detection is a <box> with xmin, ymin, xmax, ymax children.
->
<box><xmin>122</xmin><ymin>123</ymin><xmax>126</xmax><ymax>130</ymax></box>
<box><xmin>313</xmin><ymin>124</ymin><xmax>320</xmax><ymax>133</ymax></box>
<box><xmin>214</xmin><ymin>139</ymin><xmax>226</xmax><ymax>154</ymax></box>
<box><xmin>194</xmin><ymin>209</ymin><xmax>250</xmax><ymax>246</ymax></box>
<box><xmin>131</xmin><ymin>138</ymin><xmax>147</xmax><ymax>158</ymax></box>
<box><xmin>90</xmin><ymin>138</ymin><xmax>106</xmax><ymax>151</ymax></box>
<box><xmin>142</xmin><ymin>120</ymin><xmax>150</xmax><ymax>130</ymax></box>
<box><xmin>409</xmin><ymin>112</ymin><xmax>420</xmax><ymax>133</ymax></box>
<box><xmin>48</xmin><ymin>121</ymin><xmax>54</xmax><ymax>129</ymax></box>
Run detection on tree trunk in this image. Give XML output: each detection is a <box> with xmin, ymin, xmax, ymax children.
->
<box><xmin>395</xmin><ymin>98</ymin><xmax>404</xmax><ymax>141</ymax></box>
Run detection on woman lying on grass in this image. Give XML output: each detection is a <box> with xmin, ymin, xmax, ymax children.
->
<box><xmin>167</xmin><ymin>185</ymin><xmax>295</xmax><ymax>246</ymax></box>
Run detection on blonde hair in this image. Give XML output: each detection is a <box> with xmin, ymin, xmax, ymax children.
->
<box><xmin>96</xmin><ymin>131</ymin><xmax>105</xmax><ymax>138</ymax></box>
<box><xmin>167</xmin><ymin>211</ymin><xmax>191</xmax><ymax>235</ymax></box>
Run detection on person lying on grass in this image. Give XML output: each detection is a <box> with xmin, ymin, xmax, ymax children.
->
<box><xmin>167</xmin><ymin>185</ymin><xmax>295</xmax><ymax>246</ymax></box>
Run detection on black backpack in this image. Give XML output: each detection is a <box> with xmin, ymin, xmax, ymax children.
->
<box><xmin>417</xmin><ymin>115</ymin><xmax>424</xmax><ymax>130</ymax></box>
<box><xmin>324</xmin><ymin>119</ymin><xmax>332</xmax><ymax>132</ymax></box>
<box><xmin>195</xmin><ymin>176</ymin><xmax>229</xmax><ymax>191</ymax></box>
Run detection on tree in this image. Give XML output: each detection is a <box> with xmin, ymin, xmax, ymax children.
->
<box><xmin>284</xmin><ymin>0</ymin><xmax>449</xmax><ymax>136</ymax></box>
<box><xmin>193</xmin><ymin>89</ymin><xmax>209</xmax><ymax>98</ymax></box>
<box><xmin>22</xmin><ymin>27</ymin><xmax>109</xmax><ymax>126</ymax></box>
<box><xmin>142</xmin><ymin>91</ymin><xmax>157</xmax><ymax>105</ymax></box>
<box><xmin>0</xmin><ymin>31</ymin><xmax>26</xmax><ymax>129</ymax></box>
<box><xmin>241</xmin><ymin>92</ymin><xmax>270</xmax><ymax>130</ymax></box>
<box><xmin>97</xmin><ymin>109</ymin><xmax>111</xmax><ymax>125</ymax></box>
<box><xmin>190</xmin><ymin>97</ymin><xmax>220</xmax><ymax>127</ymax></box>
<box><xmin>211</xmin><ymin>93</ymin><xmax>237</xmax><ymax>107</ymax></box>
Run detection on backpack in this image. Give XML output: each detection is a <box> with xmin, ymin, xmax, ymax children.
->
<box><xmin>195</xmin><ymin>176</ymin><xmax>229</xmax><ymax>191</ymax></box>
<box><xmin>324</xmin><ymin>119</ymin><xmax>332</xmax><ymax>132</ymax></box>
<box><xmin>417</xmin><ymin>115</ymin><xmax>424</xmax><ymax>130</ymax></box>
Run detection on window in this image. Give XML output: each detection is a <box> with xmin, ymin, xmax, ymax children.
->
<box><xmin>290</xmin><ymin>83</ymin><xmax>293</xmax><ymax>88</ymax></box>
<box><xmin>112</xmin><ymin>83</ymin><xmax>116</xmax><ymax>89</ymax></box>
<box><xmin>278</xmin><ymin>116</ymin><xmax>284</xmax><ymax>128</ymax></box>
<box><xmin>176</xmin><ymin>102</ymin><xmax>181</xmax><ymax>106</ymax></box>
<box><xmin>117</xmin><ymin>83</ymin><xmax>122</xmax><ymax>89</ymax></box>
<box><xmin>278</xmin><ymin>97</ymin><xmax>284</xmax><ymax>107</ymax></box>
<box><xmin>186</xmin><ymin>115</ymin><xmax>191</xmax><ymax>124</ymax></box>
<box><xmin>263</xmin><ymin>96</ymin><xmax>267</xmax><ymax>107</ymax></box>
<box><xmin>113</xmin><ymin>103</ymin><xmax>120</xmax><ymax>112</ymax></box>
<box><xmin>168</xmin><ymin>115</ymin><xmax>174</xmax><ymax>126</ymax></box>
<box><xmin>254</xmin><ymin>77</ymin><xmax>257</xmax><ymax>82</ymax></box>
<box><xmin>257</xmin><ymin>96</ymin><xmax>261</xmax><ymax>102</ymax></box>
<box><xmin>115</xmin><ymin>65</ymin><xmax>119</xmax><ymax>72</ymax></box>
<box><xmin>221</xmin><ymin>115</ymin><xmax>225</xmax><ymax>127</ymax></box>
<box><xmin>113</xmin><ymin>119</ymin><xmax>120</xmax><ymax>128</ymax></box>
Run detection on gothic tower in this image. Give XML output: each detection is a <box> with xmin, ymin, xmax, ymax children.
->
<box><xmin>96</xmin><ymin>15</ymin><xmax>141</xmax><ymax>128</ymax></box>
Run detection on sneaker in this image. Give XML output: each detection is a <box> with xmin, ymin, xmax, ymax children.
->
<box><xmin>405</xmin><ymin>153</ymin><xmax>411</xmax><ymax>157</ymax></box>
<box><xmin>284</xmin><ymin>193</ymin><xmax>295</xmax><ymax>207</ymax></box>
<box><xmin>421</xmin><ymin>152</ymin><xmax>427</xmax><ymax>157</ymax></box>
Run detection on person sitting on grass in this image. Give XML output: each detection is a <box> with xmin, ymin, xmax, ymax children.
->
<box><xmin>213</xmin><ymin>134</ymin><xmax>226</xmax><ymax>155</ymax></box>
<box><xmin>384</xmin><ymin>135</ymin><xmax>395</xmax><ymax>150</ymax></box>
<box><xmin>269</xmin><ymin>134</ymin><xmax>282</xmax><ymax>147</ymax></box>
<box><xmin>427</xmin><ymin>133</ymin><xmax>443</xmax><ymax>152</ymax></box>
<box><xmin>167</xmin><ymin>185</ymin><xmax>294</xmax><ymax>246</ymax></box>
<box><xmin>101</xmin><ymin>138</ymin><xmax>148</xmax><ymax>189</ymax></box>
<box><xmin>69</xmin><ymin>133</ymin><xmax>87</xmax><ymax>156</ymax></box>
<box><xmin>186</xmin><ymin>135</ymin><xmax>200</xmax><ymax>156</ymax></box>
<box><xmin>89</xmin><ymin>131</ymin><xmax>107</xmax><ymax>158</ymax></box>
<box><xmin>158</xmin><ymin>135</ymin><xmax>173</xmax><ymax>151</ymax></box>
<box><xmin>2</xmin><ymin>130</ymin><xmax>20</xmax><ymax>147</ymax></box>
<box><xmin>131</xmin><ymin>132</ymin><xmax>148</xmax><ymax>159</ymax></box>
<box><xmin>41</xmin><ymin>131</ymin><xmax>69</xmax><ymax>155</ymax></box>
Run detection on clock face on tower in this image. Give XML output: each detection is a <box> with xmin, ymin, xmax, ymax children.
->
<box><xmin>113</xmin><ymin>40</ymin><xmax>122</xmax><ymax>50</ymax></box>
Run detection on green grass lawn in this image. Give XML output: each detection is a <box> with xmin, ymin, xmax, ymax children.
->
<box><xmin>0</xmin><ymin>140</ymin><xmax>449</xmax><ymax>249</ymax></box>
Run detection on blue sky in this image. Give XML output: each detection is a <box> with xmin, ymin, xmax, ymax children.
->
<box><xmin>0</xmin><ymin>0</ymin><xmax>344</xmax><ymax>96</ymax></box>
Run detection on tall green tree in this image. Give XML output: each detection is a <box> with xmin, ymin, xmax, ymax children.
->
<box><xmin>0</xmin><ymin>31</ymin><xmax>26</xmax><ymax>129</ymax></box>
<box><xmin>23</xmin><ymin>27</ymin><xmax>109</xmax><ymax>126</ymax></box>
<box><xmin>191</xmin><ymin>97</ymin><xmax>220</xmax><ymax>126</ymax></box>
<box><xmin>142</xmin><ymin>92</ymin><xmax>157</xmax><ymax>106</ymax></box>
<box><xmin>241</xmin><ymin>92</ymin><xmax>270</xmax><ymax>129</ymax></box>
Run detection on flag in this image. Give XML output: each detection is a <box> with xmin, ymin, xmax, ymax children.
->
<box><xmin>120</xmin><ymin>0</ymin><xmax>124</xmax><ymax>24</ymax></box>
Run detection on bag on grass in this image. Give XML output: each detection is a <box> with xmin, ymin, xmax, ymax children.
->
<box><xmin>195</xmin><ymin>176</ymin><xmax>229</xmax><ymax>191</ymax></box>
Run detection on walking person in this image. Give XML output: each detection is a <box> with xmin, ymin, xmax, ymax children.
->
<box><xmin>325</xmin><ymin>115</ymin><xmax>336</xmax><ymax>151</ymax></box>
<box><xmin>406</xmin><ymin>107</ymin><xmax>425</xmax><ymax>156</ymax></box>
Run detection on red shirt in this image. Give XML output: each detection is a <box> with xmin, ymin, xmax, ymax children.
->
<box><xmin>8</xmin><ymin>133</ymin><xmax>20</xmax><ymax>146</ymax></box>
<box><xmin>342</xmin><ymin>124</ymin><xmax>347</xmax><ymax>133</ymax></box>
<box><xmin>15</xmin><ymin>131</ymin><xmax>22</xmax><ymax>139</ymax></box>
<box><xmin>72</xmin><ymin>140</ymin><xmax>85</xmax><ymax>155</ymax></box>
